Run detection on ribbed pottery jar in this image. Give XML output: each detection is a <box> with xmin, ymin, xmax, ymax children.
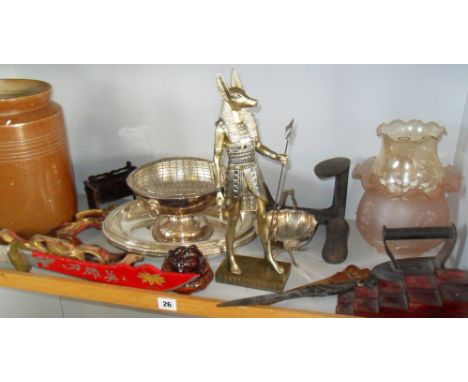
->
<box><xmin>353</xmin><ymin>120</ymin><xmax>461</xmax><ymax>256</ymax></box>
<box><xmin>0</xmin><ymin>79</ymin><xmax>77</xmax><ymax>238</ymax></box>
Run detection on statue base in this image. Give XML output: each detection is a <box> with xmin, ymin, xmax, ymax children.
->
<box><xmin>215</xmin><ymin>256</ymin><xmax>291</xmax><ymax>293</ymax></box>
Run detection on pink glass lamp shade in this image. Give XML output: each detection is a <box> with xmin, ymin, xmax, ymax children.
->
<box><xmin>353</xmin><ymin>120</ymin><xmax>461</xmax><ymax>256</ymax></box>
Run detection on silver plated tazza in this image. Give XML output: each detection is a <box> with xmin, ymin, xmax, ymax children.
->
<box><xmin>126</xmin><ymin>157</ymin><xmax>225</xmax><ymax>243</ymax></box>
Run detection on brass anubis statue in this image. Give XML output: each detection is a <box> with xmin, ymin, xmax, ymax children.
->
<box><xmin>213</xmin><ymin>69</ymin><xmax>287</xmax><ymax>275</ymax></box>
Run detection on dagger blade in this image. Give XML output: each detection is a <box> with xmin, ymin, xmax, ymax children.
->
<box><xmin>217</xmin><ymin>281</ymin><xmax>359</xmax><ymax>307</ymax></box>
<box><xmin>217</xmin><ymin>265</ymin><xmax>373</xmax><ymax>308</ymax></box>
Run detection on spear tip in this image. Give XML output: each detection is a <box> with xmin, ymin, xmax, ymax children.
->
<box><xmin>284</xmin><ymin>118</ymin><xmax>294</xmax><ymax>140</ymax></box>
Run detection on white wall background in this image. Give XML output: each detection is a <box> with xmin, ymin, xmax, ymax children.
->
<box><xmin>451</xmin><ymin>97</ymin><xmax>468</xmax><ymax>269</ymax></box>
<box><xmin>1</xmin><ymin>64</ymin><xmax>467</xmax><ymax>235</ymax></box>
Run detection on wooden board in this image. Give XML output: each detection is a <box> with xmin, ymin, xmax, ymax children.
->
<box><xmin>0</xmin><ymin>269</ymin><xmax>344</xmax><ymax>318</ymax></box>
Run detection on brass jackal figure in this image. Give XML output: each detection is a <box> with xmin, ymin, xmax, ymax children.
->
<box><xmin>213</xmin><ymin>69</ymin><xmax>287</xmax><ymax>275</ymax></box>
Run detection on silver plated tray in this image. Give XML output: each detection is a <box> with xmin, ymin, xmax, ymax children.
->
<box><xmin>102</xmin><ymin>199</ymin><xmax>256</xmax><ymax>257</ymax></box>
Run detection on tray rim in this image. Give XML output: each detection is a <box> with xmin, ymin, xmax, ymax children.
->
<box><xmin>102</xmin><ymin>199</ymin><xmax>257</xmax><ymax>257</ymax></box>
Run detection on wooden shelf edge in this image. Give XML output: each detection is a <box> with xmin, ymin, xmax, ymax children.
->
<box><xmin>0</xmin><ymin>269</ymin><xmax>345</xmax><ymax>318</ymax></box>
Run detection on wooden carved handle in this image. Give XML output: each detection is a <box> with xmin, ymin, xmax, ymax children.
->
<box><xmin>316</xmin><ymin>265</ymin><xmax>372</xmax><ymax>285</ymax></box>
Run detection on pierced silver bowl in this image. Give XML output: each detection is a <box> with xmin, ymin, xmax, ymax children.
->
<box><xmin>126</xmin><ymin>157</ymin><xmax>222</xmax><ymax>243</ymax></box>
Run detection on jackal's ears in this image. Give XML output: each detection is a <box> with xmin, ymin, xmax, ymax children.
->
<box><xmin>216</xmin><ymin>74</ymin><xmax>231</xmax><ymax>101</ymax></box>
<box><xmin>230</xmin><ymin>69</ymin><xmax>244</xmax><ymax>89</ymax></box>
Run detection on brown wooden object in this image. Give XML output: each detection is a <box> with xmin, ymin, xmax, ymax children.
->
<box><xmin>84</xmin><ymin>161</ymin><xmax>136</xmax><ymax>209</ymax></box>
<box><xmin>0</xmin><ymin>268</ymin><xmax>342</xmax><ymax>317</ymax></box>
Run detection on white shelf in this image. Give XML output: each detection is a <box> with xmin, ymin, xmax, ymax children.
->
<box><xmin>76</xmin><ymin>196</ymin><xmax>392</xmax><ymax>316</ymax></box>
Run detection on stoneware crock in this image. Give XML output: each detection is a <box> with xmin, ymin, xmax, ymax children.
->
<box><xmin>0</xmin><ymin>79</ymin><xmax>77</xmax><ymax>238</ymax></box>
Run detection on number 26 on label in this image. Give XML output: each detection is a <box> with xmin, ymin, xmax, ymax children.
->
<box><xmin>157</xmin><ymin>297</ymin><xmax>177</xmax><ymax>312</ymax></box>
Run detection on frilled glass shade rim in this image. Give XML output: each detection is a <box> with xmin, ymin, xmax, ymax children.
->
<box><xmin>377</xmin><ymin>119</ymin><xmax>447</xmax><ymax>141</ymax></box>
<box><xmin>353</xmin><ymin>157</ymin><xmax>461</xmax><ymax>197</ymax></box>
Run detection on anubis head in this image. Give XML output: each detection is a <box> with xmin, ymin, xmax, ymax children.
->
<box><xmin>216</xmin><ymin>69</ymin><xmax>258</xmax><ymax>111</ymax></box>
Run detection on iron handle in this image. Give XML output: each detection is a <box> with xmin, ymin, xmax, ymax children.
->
<box><xmin>382</xmin><ymin>224</ymin><xmax>457</xmax><ymax>270</ymax></box>
<box><xmin>383</xmin><ymin>225</ymin><xmax>456</xmax><ymax>241</ymax></box>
